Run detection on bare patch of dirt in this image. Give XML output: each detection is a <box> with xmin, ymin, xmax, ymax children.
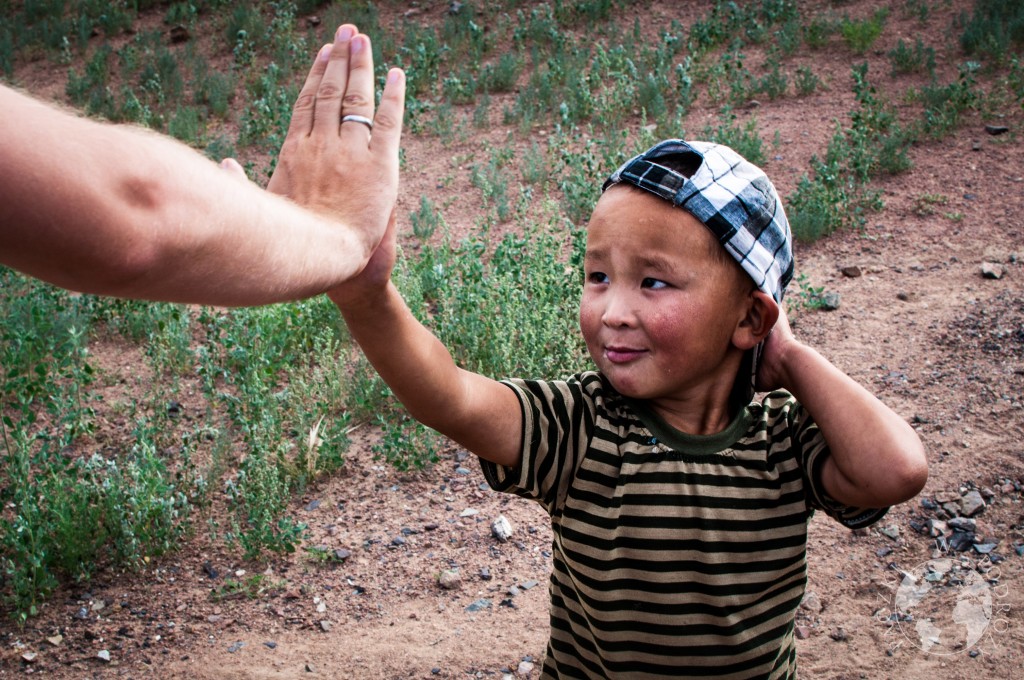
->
<box><xmin>2</xmin><ymin>1</ymin><xmax>1023</xmax><ymax>679</ymax></box>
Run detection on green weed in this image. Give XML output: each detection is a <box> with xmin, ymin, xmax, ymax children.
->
<box><xmin>840</xmin><ymin>9</ymin><xmax>888</xmax><ymax>53</ymax></box>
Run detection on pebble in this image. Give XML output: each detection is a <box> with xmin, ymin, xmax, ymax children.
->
<box><xmin>984</xmin><ymin>124</ymin><xmax>1009</xmax><ymax>135</ymax></box>
<box><xmin>264</xmin><ymin>641</ymin><xmax>277</xmax><ymax>649</ymax></box>
<box><xmin>960</xmin><ymin>490</ymin><xmax>986</xmax><ymax>517</ymax></box>
<box><xmin>840</xmin><ymin>265</ymin><xmax>862</xmax><ymax>278</ymax></box>
<box><xmin>227</xmin><ymin>641</ymin><xmax>244</xmax><ymax>653</ymax></box>
<box><xmin>319</xmin><ymin>621</ymin><xmax>332</xmax><ymax>632</ymax></box>
<box><xmin>465</xmin><ymin>598</ymin><xmax>492</xmax><ymax>612</ymax></box>
<box><xmin>491</xmin><ymin>515</ymin><xmax>513</xmax><ymax>542</ymax></box>
<box><xmin>981</xmin><ymin>262</ymin><xmax>1005</xmax><ymax>279</ymax></box>
<box><xmin>304</xmin><ymin>499</ymin><xmax>321</xmax><ymax>512</ymax></box>
<box><xmin>795</xmin><ymin>626</ymin><xmax>812</xmax><ymax>640</ymax></box>
<box><xmin>97</xmin><ymin>650</ymin><xmax>111</xmax><ymax>662</ymax></box>
<box><xmin>829</xmin><ymin>627</ymin><xmax>848</xmax><ymax>642</ymax></box>
<box><xmin>518</xmin><ymin>660</ymin><xmax>536</xmax><ymax>675</ymax></box>
<box><xmin>438</xmin><ymin>569</ymin><xmax>462</xmax><ymax>590</ymax></box>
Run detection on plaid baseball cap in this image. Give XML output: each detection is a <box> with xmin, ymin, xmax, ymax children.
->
<box><xmin>602</xmin><ymin>139</ymin><xmax>793</xmax><ymax>303</ymax></box>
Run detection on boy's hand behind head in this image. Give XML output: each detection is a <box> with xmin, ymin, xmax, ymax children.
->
<box><xmin>754</xmin><ymin>302</ymin><xmax>796</xmax><ymax>392</ymax></box>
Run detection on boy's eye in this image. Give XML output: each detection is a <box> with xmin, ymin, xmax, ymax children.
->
<box><xmin>587</xmin><ymin>271</ymin><xmax>608</xmax><ymax>284</ymax></box>
<box><xmin>642</xmin><ymin>277</ymin><xmax>667</xmax><ymax>289</ymax></box>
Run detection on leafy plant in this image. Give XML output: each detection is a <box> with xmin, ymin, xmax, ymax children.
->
<box><xmin>840</xmin><ymin>9</ymin><xmax>888</xmax><ymax>53</ymax></box>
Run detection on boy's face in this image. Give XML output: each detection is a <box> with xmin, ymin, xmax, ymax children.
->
<box><xmin>580</xmin><ymin>186</ymin><xmax>753</xmax><ymax>422</ymax></box>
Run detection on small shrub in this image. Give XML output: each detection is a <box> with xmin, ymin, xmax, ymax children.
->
<box><xmin>840</xmin><ymin>9</ymin><xmax>888</xmax><ymax>53</ymax></box>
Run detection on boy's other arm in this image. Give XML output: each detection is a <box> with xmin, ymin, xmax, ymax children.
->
<box><xmin>758</xmin><ymin>309</ymin><xmax>927</xmax><ymax>509</ymax></box>
<box><xmin>329</xmin><ymin>245</ymin><xmax>524</xmax><ymax>470</ymax></box>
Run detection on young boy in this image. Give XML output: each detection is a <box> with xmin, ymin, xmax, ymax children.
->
<box><xmin>329</xmin><ymin>140</ymin><xmax>927</xmax><ymax>679</ymax></box>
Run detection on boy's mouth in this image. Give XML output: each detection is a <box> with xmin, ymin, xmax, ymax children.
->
<box><xmin>604</xmin><ymin>346</ymin><xmax>646</xmax><ymax>363</ymax></box>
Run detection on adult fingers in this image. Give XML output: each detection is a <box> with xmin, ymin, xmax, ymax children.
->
<box><xmin>338</xmin><ymin>33</ymin><xmax>376</xmax><ymax>142</ymax></box>
<box><xmin>285</xmin><ymin>42</ymin><xmax>332</xmax><ymax>139</ymax></box>
<box><xmin>312</xmin><ymin>24</ymin><xmax>356</xmax><ymax>137</ymax></box>
<box><xmin>369</xmin><ymin>68</ymin><xmax>406</xmax><ymax>161</ymax></box>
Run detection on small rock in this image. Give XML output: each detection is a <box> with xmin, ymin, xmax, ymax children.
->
<box><xmin>75</xmin><ymin>606</ymin><xmax>89</xmax><ymax>620</ymax></box>
<box><xmin>491</xmin><ymin>515</ymin><xmax>513</xmax><ymax>542</ymax></box>
<box><xmin>47</xmin><ymin>635</ymin><xmax>63</xmax><ymax>647</ymax></box>
<box><xmin>799</xmin><ymin>592</ymin><xmax>823</xmax><ymax>615</ymax></box>
<box><xmin>795</xmin><ymin>625</ymin><xmax>812</xmax><ymax>640</ymax></box>
<box><xmin>264</xmin><ymin>641</ymin><xmax>278</xmax><ymax>649</ymax></box>
<box><xmin>521</xmin><ymin>579</ymin><xmax>539</xmax><ymax>590</ymax></box>
<box><xmin>438</xmin><ymin>569</ymin><xmax>462</xmax><ymax>590</ymax></box>
<box><xmin>304</xmin><ymin>499</ymin><xmax>321</xmax><ymax>512</ymax></box>
<box><xmin>202</xmin><ymin>561</ymin><xmax>219</xmax><ymax>579</ymax></box>
<box><xmin>167</xmin><ymin>400</ymin><xmax>182</xmax><ymax>417</ymax></box>
<box><xmin>479</xmin><ymin>567</ymin><xmax>492</xmax><ymax>581</ymax></box>
<box><xmin>949</xmin><ymin>531</ymin><xmax>976</xmax><ymax>552</ymax></box>
<box><xmin>981</xmin><ymin>262</ymin><xmax>1005</xmax><ymax>279</ymax></box>
<box><xmin>973</xmin><ymin>542</ymin><xmax>998</xmax><ymax>554</ymax></box>
<box><xmin>984</xmin><ymin>124</ymin><xmax>1009</xmax><ymax>135</ymax></box>
<box><xmin>333</xmin><ymin>548</ymin><xmax>351</xmax><ymax>562</ymax></box>
<box><xmin>518</xmin><ymin>660</ymin><xmax>536</xmax><ymax>675</ymax></box>
<box><xmin>829</xmin><ymin>627</ymin><xmax>847</xmax><ymax>642</ymax></box>
<box><xmin>960</xmin><ymin>490</ymin><xmax>986</xmax><ymax>517</ymax></box>
<box><xmin>819</xmin><ymin>292</ymin><xmax>841</xmax><ymax>310</ymax></box>
<box><xmin>306</xmin><ymin>663</ymin><xmax>317</xmax><ymax>673</ymax></box>
<box><xmin>947</xmin><ymin>517</ymin><xmax>977</xmax><ymax>532</ymax></box>
<box><xmin>319</xmin><ymin>620</ymin><xmax>332</xmax><ymax>632</ymax></box>
<box><xmin>927</xmin><ymin>519</ymin><xmax>948</xmax><ymax>537</ymax></box>
<box><xmin>465</xmin><ymin>598</ymin><xmax>492</xmax><ymax>613</ymax></box>
<box><xmin>460</xmin><ymin>508</ymin><xmax>479</xmax><ymax>518</ymax></box>
<box><xmin>879</xmin><ymin>524</ymin><xmax>900</xmax><ymax>540</ymax></box>
<box><xmin>21</xmin><ymin>651</ymin><xmax>37</xmax><ymax>663</ymax></box>
<box><xmin>227</xmin><ymin>641</ymin><xmax>244</xmax><ymax>653</ymax></box>
<box><xmin>971</xmin><ymin>141</ymin><xmax>982</xmax><ymax>151</ymax></box>
<box><xmin>97</xmin><ymin>649</ymin><xmax>112</xmax><ymax>662</ymax></box>
<box><xmin>306</xmin><ymin>15</ymin><xmax>321</xmax><ymax>27</ymax></box>
<box><xmin>840</xmin><ymin>265</ymin><xmax>862</xmax><ymax>278</ymax></box>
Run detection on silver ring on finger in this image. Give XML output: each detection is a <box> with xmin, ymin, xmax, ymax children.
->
<box><xmin>341</xmin><ymin>114</ymin><xmax>373</xmax><ymax>130</ymax></box>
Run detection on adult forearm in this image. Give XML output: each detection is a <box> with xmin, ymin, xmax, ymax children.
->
<box><xmin>0</xmin><ymin>85</ymin><xmax>370</xmax><ymax>306</ymax></box>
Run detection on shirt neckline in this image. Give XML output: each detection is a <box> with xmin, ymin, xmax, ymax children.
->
<box><xmin>625</xmin><ymin>397</ymin><xmax>754</xmax><ymax>454</ymax></box>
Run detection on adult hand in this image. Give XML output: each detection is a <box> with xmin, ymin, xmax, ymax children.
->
<box><xmin>268</xmin><ymin>24</ymin><xmax>405</xmax><ymax>260</ymax></box>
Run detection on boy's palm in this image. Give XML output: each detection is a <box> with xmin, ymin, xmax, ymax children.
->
<box><xmin>327</xmin><ymin>208</ymin><xmax>397</xmax><ymax>307</ymax></box>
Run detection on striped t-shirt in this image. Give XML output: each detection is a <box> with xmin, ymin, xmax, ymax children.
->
<box><xmin>480</xmin><ymin>371</ymin><xmax>886</xmax><ymax>679</ymax></box>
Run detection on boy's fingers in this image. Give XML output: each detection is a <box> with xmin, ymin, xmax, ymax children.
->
<box><xmin>285</xmin><ymin>43</ymin><xmax>332</xmax><ymax>138</ymax></box>
<box><xmin>369</xmin><ymin>68</ymin><xmax>406</xmax><ymax>159</ymax></box>
<box><xmin>312</xmin><ymin>24</ymin><xmax>356</xmax><ymax>137</ymax></box>
<box><xmin>339</xmin><ymin>34</ymin><xmax>376</xmax><ymax>142</ymax></box>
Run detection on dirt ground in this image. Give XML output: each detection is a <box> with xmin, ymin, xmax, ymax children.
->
<box><xmin>2</xmin><ymin>1</ymin><xmax>1023</xmax><ymax>678</ymax></box>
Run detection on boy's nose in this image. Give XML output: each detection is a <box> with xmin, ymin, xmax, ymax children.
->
<box><xmin>601</xmin><ymin>292</ymin><xmax>637</xmax><ymax>327</ymax></box>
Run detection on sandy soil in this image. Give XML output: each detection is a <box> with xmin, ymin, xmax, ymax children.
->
<box><xmin>1</xmin><ymin>1</ymin><xmax>1023</xmax><ymax>678</ymax></box>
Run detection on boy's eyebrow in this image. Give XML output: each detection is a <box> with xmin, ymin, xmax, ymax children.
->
<box><xmin>584</xmin><ymin>247</ymin><xmax>679</xmax><ymax>272</ymax></box>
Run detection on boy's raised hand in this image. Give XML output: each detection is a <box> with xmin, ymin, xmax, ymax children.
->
<box><xmin>267</xmin><ymin>24</ymin><xmax>405</xmax><ymax>261</ymax></box>
<box><xmin>754</xmin><ymin>302</ymin><xmax>796</xmax><ymax>393</ymax></box>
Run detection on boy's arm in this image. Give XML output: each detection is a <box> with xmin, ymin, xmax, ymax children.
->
<box><xmin>327</xmin><ymin>223</ymin><xmax>524</xmax><ymax>469</ymax></box>
<box><xmin>758</xmin><ymin>308</ymin><xmax>927</xmax><ymax>509</ymax></box>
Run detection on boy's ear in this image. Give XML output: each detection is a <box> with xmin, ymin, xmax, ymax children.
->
<box><xmin>733</xmin><ymin>290</ymin><xmax>780</xmax><ymax>350</ymax></box>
